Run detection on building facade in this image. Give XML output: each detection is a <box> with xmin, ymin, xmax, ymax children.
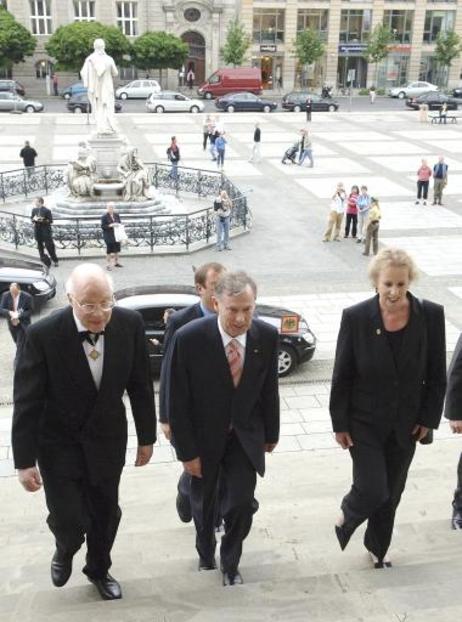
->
<box><xmin>2</xmin><ymin>0</ymin><xmax>462</xmax><ymax>92</ymax></box>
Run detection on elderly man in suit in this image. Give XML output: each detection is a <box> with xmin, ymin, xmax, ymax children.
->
<box><xmin>444</xmin><ymin>335</ymin><xmax>462</xmax><ymax>529</ymax></box>
<box><xmin>12</xmin><ymin>264</ymin><xmax>156</xmax><ymax>600</ymax></box>
<box><xmin>0</xmin><ymin>282</ymin><xmax>33</xmax><ymax>365</ymax></box>
<box><xmin>168</xmin><ymin>270</ymin><xmax>280</xmax><ymax>586</ymax></box>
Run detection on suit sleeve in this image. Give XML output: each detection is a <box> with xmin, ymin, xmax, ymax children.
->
<box><xmin>445</xmin><ymin>335</ymin><xmax>462</xmax><ymax>421</ymax></box>
<box><xmin>20</xmin><ymin>294</ymin><xmax>33</xmax><ymax>321</ymax></box>
<box><xmin>329</xmin><ymin>309</ymin><xmax>356</xmax><ymax>433</ymax></box>
<box><xmin>418</xmin><ymin>302</ymin><xmax>446</xmax><ymax>428</ymax></box>
<box><xmin>168</xmin><ymin>333</ymin><xmax>199</xmax><ymax>462</ymax></box>
<box><xmin>12</xmin><ymin>328</ymin><xmax>47</xmax><ymax>469</ymax></box>
<box><xmin>261</xmin><ymin>331</ymin><xmax>280</xmax><ymax>443</ymax></box>
<box><xmin>0</xmin><ymin>293</ymin><xmax>10</xmax><ymax>319</ymax></box>
<box><xmin>158</xmin><ymin>315</ymin><xmax>178</xmax><ymax>424</ymax></box>
<box><xmin>126</xmin><ymin>314</ymin><xmax>157</xmax><ymax>445</ymax></box>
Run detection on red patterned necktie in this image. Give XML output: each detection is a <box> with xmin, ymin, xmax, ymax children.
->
<box><xmin>226</xmin><ymin>339</ymin><xmax>242</xmax><ymax>387</ymax></box>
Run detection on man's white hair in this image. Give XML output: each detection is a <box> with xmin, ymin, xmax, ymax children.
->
<box><xmin>65</xmin><ymin>263</ymin><xmax>113</xmax><ymax>295</ymax></box>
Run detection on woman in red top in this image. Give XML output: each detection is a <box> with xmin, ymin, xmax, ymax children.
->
<box><xmin>416</xmin><ymin>159</ymin><xmax>432</xmax><ymax>205</ymax></box>
<box><xmin>344</xmin><ymin>185</ymin><xmax>359</xmax><ymax>238</ymax></box>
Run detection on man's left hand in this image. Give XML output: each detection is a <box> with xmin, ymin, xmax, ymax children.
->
<box><xmin>135</xmin><ymin>444</ymin><xmax>153</xmax><ymax>467</ymax></box>
<box><xmin>412</xmin><ymin>424</ymin><xmax>430</xmax><ymax>442</ymax></box>
<box><xmin>265</xmin><ymin>443</ymin><xmax>278</xmax><ymax>453</ymax></box>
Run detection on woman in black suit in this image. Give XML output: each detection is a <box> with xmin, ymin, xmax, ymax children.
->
<box><xmin>101</xmin><ymin>202</ymin><xmax>122</xmax><ymax>271</ymax></box>
<box><xmin>330</xmin><ymin>248</ymin><xmax>447</xmax><ymax>567</ymax></box>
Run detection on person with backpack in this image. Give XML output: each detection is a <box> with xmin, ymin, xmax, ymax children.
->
<box><xmin>166</xmin><ymin>136</ymin><xmax>180</xmax><ymax>180</ymax></box>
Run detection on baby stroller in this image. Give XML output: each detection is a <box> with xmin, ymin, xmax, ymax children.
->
<box><xmin>281</xmin><ymin>142</ymin><xmax>299</xmax><ymax>164</ymax></box>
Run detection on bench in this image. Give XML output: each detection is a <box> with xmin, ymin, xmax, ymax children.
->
<box><xmin>430</xmin><ymin>114</ymin><xmax>459</xmax><ymax>125</ymax></box>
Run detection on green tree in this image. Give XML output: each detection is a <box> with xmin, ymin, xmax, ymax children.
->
<box><xmin>131</xmin><ymin>31</ymin><xmax>188</xmax><ymax>83</ymax></box>
<box><xmin>363</xmin><ymin>24</ymin><xmax>394</xmax><ymax>86</ymax></box>
<box><xmin>45</xmin><ymin>22</ymin><xmax>131</xmax><ymax>72</ymax></box>
<box><xmin>293</xmin><ymin>29</ymin><xmax>325</xmax><ymax>88</ymax></box>
<box><xmin>0</xmin><ymin>7</ymin><xmax>36</xmax><ymax>70</ymax></box>
<box><xmin>221</xmin><ymin>19</ymin><xmax>251</xmax><ymax>67</ymax></box>
<box><xmin>434</xmin><ymin>31</ymin><xmax>462</xmax><ymax>86</ymax></box>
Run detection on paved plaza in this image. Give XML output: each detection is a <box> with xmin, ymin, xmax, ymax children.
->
<box><xmin>1</xmin><ymin>110</ymin><xmax>462</xmax><ymax>620</ymax></box>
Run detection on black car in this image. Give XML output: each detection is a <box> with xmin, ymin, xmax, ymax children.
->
<box><xmin>115</xmin><ymin>285</ymin><xmax>317</xmax><ymax>377</ymax></box>
<box><xmin>282</xmin><ymin>92</ymin><xmax>339</xmax><ymax>112</ymax></box>
<box><xmin>452</xmin><ymin>86</ymin><xmax>462</xmax><ymax>98</ymax></box>
<box><xmin>0</xmin><ymin>259</ymin><xmax>56</xmax><ymax>310</ymax></box>
<box><xmin>215</xmin><ymin>92</ymin><xmax>278</xmax><ymax>113</ymax></box>
<box><xmin>0</xmin><ymin>79</ymin><xmax>25</xmax><ymax>97</ymax></box>
<box><xmin>405</xmin><ymin>91</ymin><xmax>460</xmax><ymax>110</ymax></box>
<box><xmin>66</xmin><ymin>93</ymin><xmax>123</xmax><ymax>114</ymax></box>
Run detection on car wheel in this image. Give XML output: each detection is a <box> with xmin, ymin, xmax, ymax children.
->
<box><xmin>119</xmin><ymin>92</ymin><xmax>128</xmax><ymax>100</ymax></box>
<box><xmin>293</xmin><ymin>105</ymin><xmax>301</xmax><ymax>113</ymax></box>
<box><xmin>278</xmin><ymin>344</ymin><xmax>297</xmax><ymax>377</ymax></box>
<box><xmin>227</xmin><ymin>105</ymin><xmax>235</xmax><ymax>113</ymax></box>
<box><xmin>190</xmin><ymin>105</ymin><xmax>200</xmax><ymax>113</ymax></box>
<box><xmin>263</xmin><ymin>104</ymin><xmax>271</xmax><ymax>113</ymax></box>
<box><xmin>328</xmin><ymin>104</ymin><xmax>336</xmax><ymax>112</ymax></box>
<box><xmin>398</xmin><ymin>91</ymin><xmax>406</xmax><ymax>99</ymax></box>
<box><xmin>25</xmin><ymin>105</ymin><xmax>35</xmax><ymax>113</ymax></box>
<box><xmin>155</xmin><ymin>105</ymin><xmax>165</xmax><ymax>113</ymax></box>
<box><xmin>204</xmin><ymin>92</ymin><xmax>213</xmax><ymax>100</ymax></box>
<box><xmin>73</xmin><ymin>107</ymin><xmax>83</xmax><ymax>114</ymax></box>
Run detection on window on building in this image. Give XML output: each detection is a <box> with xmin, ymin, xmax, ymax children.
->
<box><xmin>339</xmin><ymin>10</ymin><xmax>372</xmax><ymax>43</ymax></box>
<box><xmin>30</xmin><ymin>0</ymin><xmax>53</xmax><ymax>35</ymax></box>
<box><xmin>423</xmin><ymin>11</ymin><xmax>455</xmax><ymax>43</ymax></box>
<box><xmin>74</xmin><ymin>1</ymin><xmax>95</xmax><ymax>21</ymax></box>
<box><xmin>297</xmin><ymin>9</ymin><xmax>329</xmax><ymax>41</ymax></box>
<box><xmin>383</xmin><ymin>10</ymin><xmax>413</xmax><ymax>44</ymax></box>
<box><xmin>117</xmin><ymin>1</ymin><xmax>138</xmax><ymax>36</ymax></box>
<box><xmin>252</xmin><ymin>9</ymin><xmax>285</xmax><ymax>45</ymax></box>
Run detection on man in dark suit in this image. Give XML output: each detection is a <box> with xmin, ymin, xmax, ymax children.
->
<box><xmin>159</xmin><ymin>261</ymin><xmax>226</xmax><ymax>523</ymax></box>
<box><xmin>0</xmin><ymin>282</ymin><xmax>33</xmax><ymax>365</ymax></box>
<box><xmin>168</xmin><ymin>270</ymin><xmax>280</xmax><ymax>586</ymax></box>
<box><xmin>12</xmin><ymin>264</ymin><xmax>156</xmax><ymax>600</ymax></box>
<box><xmin>31</xmin><ymin>196</ymin><xmax>59</xmax><ymax>268</ymax></box>
<box><xmin>444</xmin><ymin>334</ymin><xmax>462</xmax><ymax>529</ymax></box>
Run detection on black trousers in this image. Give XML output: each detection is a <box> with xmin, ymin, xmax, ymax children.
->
<box><xmin>417</xmin><ymin>180</ymin><xmax>429</xmax><ymax>200</ymax></box>
<box><xmin>341</xmin><ymin>431</ymin><xmax>416</xmax><ymax>561</ymax></box>
<box><xmin>453</xmin><ymin>452</ymin><xmax>462</xmax><ymax>511</ymax></box>
<box><xmin>40</xmin><ymin>455</ymin><xmax>122</xmax><ymax>579</ymax></box>
<box><xmin>190</xmin><ymin>432</ymin><xmax>256</xmax><ymax>573</ymax></box>
<box><xmin>35</xmin><ymin>231</ymin><xmax>58</xmax><ymax>264</ymax></box>
<box><xmin>203</xmin><ymin>132</ymin><xmax>209</xmax><ymax>150</ymax></box>
<box><xmin>344</xmin><ymin>214</ymin><xmax>357</xmax><ymax>237</ymax></box>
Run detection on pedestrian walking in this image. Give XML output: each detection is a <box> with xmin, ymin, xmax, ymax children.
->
<box><xmin>215</xmin><ymin>132</ymin><xmax>227</xmax><ymax>170</ymax></box>
<box><xmin>186</xmin><ymin>68</ymin><xmax>195</xmax><ymax>90</ymax></box>
<box><xmin>432</xmin><ymin>156</ymin><xmax>448</xmax><ymax>205</ymax></box>
<box><xmin>209</xmin><ymin>117</ymin><xmax>219</xmax><ymax>161</ymax></box>
<box><xmin>356</xmin><ymin>185</ymin><xmax>371</xmax><ymax>244</ymax></box>
<box><xmin>101</xmin><ymin>202</ymin><xmax>123</xmax><ymax>271</ymax></box>
<box><xmin>323</xmin><ymin>182</ymin><xmax>346</xmax><ymax>242</ymax></box>
<box><xmin>178</xmin><ymin>66</ymin><xmax>185</xmax><ymax>88</ymax></box>
<box><xmin>416</xmin><ymin>159</ymin><xmax>432</xmax><ymax>205</ymax></box>
<box><xmin>0</xmin><ymin>282</ymin><xmax>33</xmax><ymax>367</ymax></box>
<box><xmin>203</xmin><ymin>115</ymin><xmax>213</xmax><ymax>151</ymax></box>
<box><xmin>344</xmin><ymin>185</ymin><xmax>359</xmax><ymax>238</ymax></box>
<box><xmin>369</xmin><ymin>86</ymin><xmax>376</xmax><ymax>104</ymax></box>
<box><xmin>167</xmin><ymin>136</ymin><xmax>181</xmax><ymax>180</ymax></box>
<box><xmin>305</xmin><ymin>96</ymin><xmax>312</xmax><ymax>122</ymax></box>
<box><xmin>52</xmin><ymin>73</ymin><xmax>59</xmax><ymax>96</ymax></box>
<box><xmin>439</xmin><ymin>102</ymin><xmax>448</xmax><ymax>124</ymax></box>
<box><xmin>362</xmin><ymin>197</ymin><xmax>381</xmax><ymax>256</ymax></box>
<box><xmin>298</xmin><ymin>129</ymin><xmax>314</xmax><ymax>167</ymax></box>
<box><xmin>31</xmin><ymin>197</ymin><xmax>59</xmax><ymax>268</ymax></box>
<box><xmin>19</xmin><ymin>140</ymin><xmax>38</xmax><ymax>176</ymax></box>
<box><xmin>214</xmin><ymin>189</ymin><xmax>233</xmax><ymax>251</ymax></box>
<box><xmin>249</xmin><ymin>122</ymin><xmax>261</xmax><ymax>163</ymax></box>
<box><xmin>418</xmin><ymin>103</ymin><xmax>429</xmax><ymax>123</ymax></box>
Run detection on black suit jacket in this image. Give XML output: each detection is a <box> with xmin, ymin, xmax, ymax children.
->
<box><xmin>445</xmin><ymin>334</ymin><xmax>462</xmax><ymax>421</ymax></box>
<box><xmin>101</xmin><ymin>212</ymin><xmax>121</xmax><ymax>246</ymax></box>
<box><xmin>158</xmin><ymin>302</ymin><xmax>204</xmax><ymax>424</ymax></box>
<box><xmin>12</xmin><ymin>306</ymin><xmax>156</xmax><ymax>482</ymax></box>
<box><xmin>168</xmin><ymin>315</ymin><xmax>280</xmax><ymax>476</ymax></box>
<box><xmin>0</xmin><ymin>291</ymin><xmax>33</xmax><ymax>332</ymax></box>
<box><xmin>31</xmin><ymin>206</ymin><xmax>53</xmax><ymax>237</ymax></box>
<box><xmin>330</xmin><ymin>293</ymin><xmax>446</xmax><ymax>446</ymax></box>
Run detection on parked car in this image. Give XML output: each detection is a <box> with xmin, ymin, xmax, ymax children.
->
<box><xmin>388</xmin><ymin>81</ymin><xmax>438</xmax><ymax>99</ymax></box>
<box><xmin>405</xmin><ymin>91</ymin><xmax>460</xmax><ymax>110</ymax></box>
<box><xmin>0</xmin><ymin>259</ymin><xmax>56</xmax><ymax>310</ymax></box>
<box><xmin>198</xmin><ymin>67</ymin><xmax>262</xmax><ymax>99</ymax></box>
<box><xmin>61</xmin><ymin>81</ymin><xmax>87</xmax><ymax>99</ymax></box>
<box><xmin>452</xmin><ymin>86</ymin><xmax>462</xmax><ymax>98</ymax></box>
<box><xmin>146</xmin><ymin>91</ymin><xmax>204</xmax><ymax>113</ymax></box>
<box><xmin>215</xmin><ymin>92</ymin><xmax>278</xmax><ymax>113</ymax></box>
<box><xmin>0</xmin><ymin>79</ymin><xmax>25</xmax><ymax>96</ymax></box>
<box><xmin>115</xmin><ymin>285</ymin><xmax>317</xmax><ymax>377</ymax></box>
<box><xmin>115</xmin><ymin>79</ymin><xmax>161</xmax><ymax>100</ymax></box>
<box><xmin>67</xmin><ymin>93</ymin><xmax>122</xmax><ymax>113</ymax></box>
<box><xmin>0</xmin><ymin>92</ymin><xmax>43</xmax><ymax>113</ymax></box>
<box><xmin>281</xmin><ymin>91</ymin><xmax>339</xmax><ymax>112</ymax></box>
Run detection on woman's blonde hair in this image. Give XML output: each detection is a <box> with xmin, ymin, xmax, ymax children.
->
<box><xmin>368</xmin><ymin>247</ymin><xmax>419</xmax><ymax>285</ymax></box>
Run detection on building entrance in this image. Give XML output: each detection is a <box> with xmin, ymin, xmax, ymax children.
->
<box><xmin>181</xmin><ymin>31</ymin><xmax>206</xmax><ymax>86</ymax></box>
<box><xmin>338</xmin><ymin>56</ymin><xmax>367</xmax><ymax>88</ymax></box>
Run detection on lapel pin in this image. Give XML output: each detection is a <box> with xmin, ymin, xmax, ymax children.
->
<box><xmin>254</xmin><ymin>348</ymin><xmax>259</xmax><ymax>353</ymax></box>
<box><xmin>376</xmin><ymin>329</ymin><xmax>381</xmax><ymax>335</ymax></box>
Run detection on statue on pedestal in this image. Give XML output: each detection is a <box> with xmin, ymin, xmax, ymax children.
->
<box><xmin>81</xmin><ymin>38</ymin><xmax>118</xmax><ymax>136</ymax></box>
<box><xmin>118</xmin><ymin>147</ymin><xmax>150</xmax><ymax>201</ymax></box>
<box><xmin>67</xmin><ymin>141</ymin><xmax>97</xmax><ymax>198</ymax></box>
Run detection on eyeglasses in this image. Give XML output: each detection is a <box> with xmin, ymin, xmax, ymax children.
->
<box><xmin>72</xmin><ymin>297</ymin><xmax>115</xmax><ymax>314</ymax></box>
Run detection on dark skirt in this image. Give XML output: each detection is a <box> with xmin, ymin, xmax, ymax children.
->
<box><xmin>105</xmin><ymin>241</ymin><xmax>121</xmax><ymax>254</ymax></box>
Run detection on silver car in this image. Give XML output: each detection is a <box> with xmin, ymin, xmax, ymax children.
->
<box><xmin>115</xmin><ymin>79</ymin><xmax>161</xmax><ymax>100</ymax></box>
<box><xmin>0</xmin><ymin>92</ymin><xmax>43</xmax><ymax>113</ymax></box>
<box><xmin>146</xmin><ymin>91</ymin><xmax>205</xmax><ymax>113</ymax></box>
<box><xmin>388</xmin><ymin>81</ymin><xmax>438</xmax><ymax>99</ymax></box>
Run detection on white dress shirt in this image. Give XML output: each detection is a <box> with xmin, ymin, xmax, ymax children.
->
<box><xmin>73</xmin><ymin>311</ymin><xmax>104</xmax><ymax>390</ymax></box>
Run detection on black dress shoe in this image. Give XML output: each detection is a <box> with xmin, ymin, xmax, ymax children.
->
<box><xmin>222</xmin><ymin>568</ymin><xmax>243</xmax><ymax>586</ymax></box>
<box><xmin>176</xmin><ymin>491</ymin><xmax>192</xmax><ymax>523</ymax></box>
<box><xmin>51</xmin><ymin>549</ymin><xmax>73</xmax><ymax>587</ymax></box>
<box><xmin>88</xmin><ymin>573</ymin><xmax>122</xmax><ymax>600</ymax></box>
<box><xmin>335</xmin><ymin>524</ymin><xmax>350</xmax><ymax>551</ymax></box>
<box><xmin>451</xmin><ymin>510</ymin><xmax>462</xmax><ymax>530</ymax></box>
<box><xmin>198</xmin><ymin>557</ymin><xmax>217</xmax><ymax>571</ymax></box>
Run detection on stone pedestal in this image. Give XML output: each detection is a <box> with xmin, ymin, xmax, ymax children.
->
<box><xmin>88</xmin><ymin>133</ymin><xmax>126</xmax><ymax>179</ymax></box>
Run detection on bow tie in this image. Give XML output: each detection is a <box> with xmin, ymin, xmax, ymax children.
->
<box><xmin>79</xmin><ymin>331</ymin><xmax>104</xmax><ymax>346</ymax></box>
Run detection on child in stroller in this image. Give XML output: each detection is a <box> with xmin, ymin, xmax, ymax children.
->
<box><xmin>282</xmin><ymin>142</ymin><xmax>299</xmax><ymax>164</ymax></box>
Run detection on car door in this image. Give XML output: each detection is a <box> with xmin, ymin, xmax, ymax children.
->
<box><xmin>0</xmin><ymin>93</ymin><xmax>9</xmax><ymax>111</ymax></box>
<box><xmin>129</xmin><ymin>81</ymin><xmax>141</xmax><ymax>98</ymax></box>
<box><xmin>174</xmin><ymin>94</ymin><xmax>188</xmax><ymax>111</ymax></box>
<box><xmin>310</xmin><ymin>94</ymin><xmax>322</xmax><ymax>111</ymax></box>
